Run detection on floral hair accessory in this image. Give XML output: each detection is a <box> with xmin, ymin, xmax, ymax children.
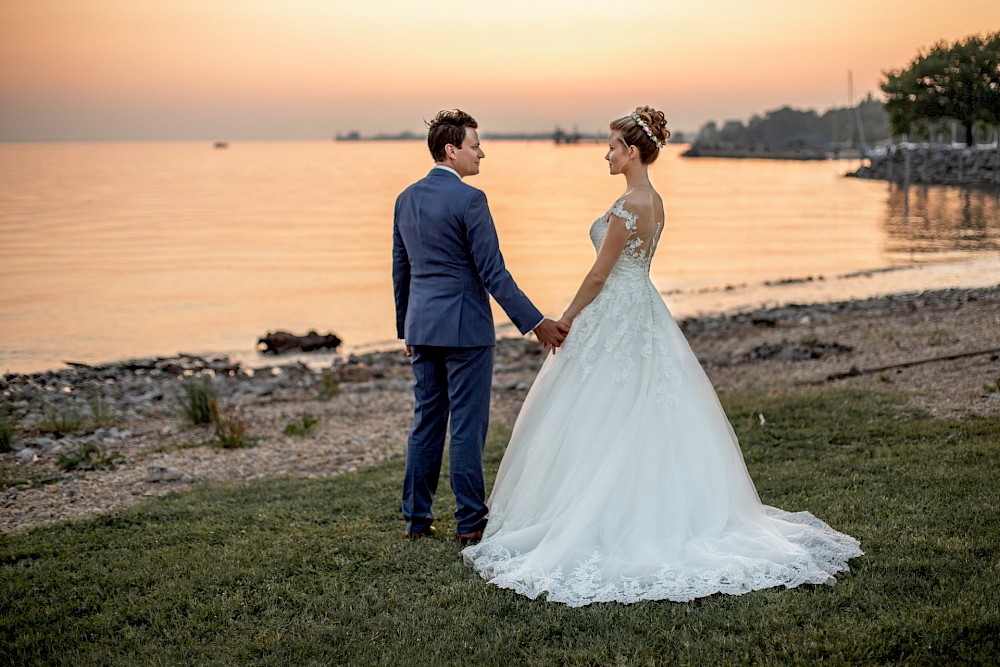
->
<box><xmin>630</xmin><ymin>111</ymin><xmax>665</xmax><ymax>149</ymax></box>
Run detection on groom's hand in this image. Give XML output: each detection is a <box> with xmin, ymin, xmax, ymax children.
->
<box><xmin>533</xmin><ymin>318</ymin><xmax>570</xmax><ymax>353</ymax></box>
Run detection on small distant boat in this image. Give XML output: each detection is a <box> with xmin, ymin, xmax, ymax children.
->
<box><xmin>214</xmin><ymin>141</ymin><xmax>229</xmax><ymax>149</ymax></box>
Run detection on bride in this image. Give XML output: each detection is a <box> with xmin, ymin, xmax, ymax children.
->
<box><xmin>461</xmin><ymin>106</ymin><xmax>863</xmax><ymax>607</ymax></box>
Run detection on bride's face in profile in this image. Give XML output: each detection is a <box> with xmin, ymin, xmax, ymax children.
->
<box><xmin>605</xmin><ymin>131</ymin><xmax>631</xmax><ymax>175</ymax></box>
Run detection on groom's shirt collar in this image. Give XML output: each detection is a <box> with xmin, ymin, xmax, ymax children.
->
<box><xmin>432</xmin><ymin>164</ymin><xmax>461</xmax><ymax>179</ymax></box>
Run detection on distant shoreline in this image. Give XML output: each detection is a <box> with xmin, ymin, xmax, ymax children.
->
<box><xmin>333</xmin><ymin>132</ymin><xmax>689</xmax><ymax>144</ymax></box>
<box><xmin>681</xmin><ymin>145</ymin><xmax>829</xmax><ymax>161</ymax></box>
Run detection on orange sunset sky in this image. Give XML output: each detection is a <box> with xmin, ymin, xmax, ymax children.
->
<box><xmin>0</xmin><ymin>0</ymin><xmax>995</xmax><ymax>141</ymax></box>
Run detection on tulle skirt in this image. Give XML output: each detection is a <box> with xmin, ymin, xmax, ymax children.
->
<box><xmin>462</xmin><ymin>278</ymin><xmax>862</xmax><ymax>607</ymax></box>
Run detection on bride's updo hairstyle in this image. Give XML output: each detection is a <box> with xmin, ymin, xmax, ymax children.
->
<box><xmin>610</xmin><ymin>106</ymin><xmax>670</xmax><ymax>164</ymax></box>
<box><xmin>426</xmin><ymin>109</ymin><xmax>478</xmax><ymax>162</ymax></box>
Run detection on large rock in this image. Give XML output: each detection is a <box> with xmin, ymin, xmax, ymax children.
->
<box><xmin>258</xmin><ymin>331</ymin><xmax>342</xmax><ymax>355</ymax></box>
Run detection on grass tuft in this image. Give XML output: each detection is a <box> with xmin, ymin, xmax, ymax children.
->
<box><xmin>283</xmin><ymin>412</ymin><xmax>319</xmax><ymax>436</ymax></box>
<box><xmin>318</xmin><ymin>368</ymin><xmax>340</xmax><ymax>400</ymax></box>
<box><xmin>86</xmin><ymin>393</ymin><xmax>116</xmax><ymax>428</ymax></box>
<box><xmin>40</xmin><ymin>401</ymin><xmax>85</xmax><ymax>436</ymax></box>
<box><xmin>56</xmin><ymin>442</ymin><xmax>124</xmax><ymax>472</ymax></box>
<box><xmin>0</xmin><ymin>409</ymin><xmax>16</xmax><ymax>453</ymax></box>
<box><xmin>177</xmin><ymin>377</ymin><xmax>217</xmax><ymax>425</ymax></box>
<box><xmin>210</xmin><ymin>402</ymin><xmax>251</xmax><ymax>449</ymax></box>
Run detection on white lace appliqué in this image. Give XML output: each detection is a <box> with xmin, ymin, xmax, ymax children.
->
<box><xmin>559</xmin><ymin>198</ymin><xmax>677</xmax><ymax>404</ymax></box>
<box><xmin>463</xmin><ymin>507</ymin><xmax>864</xmax><ymax>608</ymax></box>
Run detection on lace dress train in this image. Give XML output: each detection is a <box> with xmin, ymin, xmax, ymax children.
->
<box><xmin>461</xmin><ymin>198</ymin><xmax>863</xmax><ymax>607</ymax></box>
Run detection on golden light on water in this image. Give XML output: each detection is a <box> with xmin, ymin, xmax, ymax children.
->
<box><xmin>1</xmin><ymin>141</ymin><xmax>997</xmax><ymax>373</ymax></box>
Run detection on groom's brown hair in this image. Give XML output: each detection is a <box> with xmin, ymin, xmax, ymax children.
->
<box><xmin>427</xmin><ymin>109</ymin><xmax>478</xmax><ymax>162</ymax></box>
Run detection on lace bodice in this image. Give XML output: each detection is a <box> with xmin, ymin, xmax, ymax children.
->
<box><xmin>589</xmin><ymin>197</ymin><xmax>664</xmax><ymax>276</ymax></box>
<box><xmin>560</xmin><ymin>196</ymin><xmax>679</xmax><ymax>402</ymax></box>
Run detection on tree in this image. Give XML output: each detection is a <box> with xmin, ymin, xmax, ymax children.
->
<box><xmin>882</xmin><ymin>32</ymin><xmax>1000</xmax><ymax>146</ymax></box>
<box><xmin>693</xmin><ymin>101</ymin><xmax>888</xmax><ymax>149</ymax></box>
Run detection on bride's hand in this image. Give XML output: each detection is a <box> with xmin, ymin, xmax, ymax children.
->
<box><xmin>544</xmin><ymin>318</ymin><xmax>572</xmax><ymax>356</ymax></box>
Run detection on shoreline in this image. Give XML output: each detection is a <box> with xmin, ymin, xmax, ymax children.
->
<box><xmin>850</xmin><ymin>145</ymin><xmax>1000</xmax><ymax>186</ymax></box>
<box><xmin>2</xmin><ymin>284</ymin><xmax>998</xmax><ymax>534</ymax></box>
<box><xmin>8</xmin><ymin>254</ymin><xmax>1000</xmax><ymax>378</ymax></box>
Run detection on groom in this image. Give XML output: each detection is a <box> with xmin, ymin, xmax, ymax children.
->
<box><xmin>392</xmin><ymin>109</ymin><xmax>568</xmax><ymax>543</ymax></box>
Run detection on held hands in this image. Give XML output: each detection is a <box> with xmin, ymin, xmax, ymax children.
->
<box><xmin>533</xmin><ymin>318</ymin><xmax>571</xmax><ymax>354</ymax></box>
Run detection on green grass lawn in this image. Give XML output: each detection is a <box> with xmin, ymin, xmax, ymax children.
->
<box><xmin>2</xmin><ymin>389</ymin><xmax>998</xmax><ymax>666</ymax></box>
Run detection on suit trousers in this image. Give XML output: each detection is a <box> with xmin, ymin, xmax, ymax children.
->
<box><xmin>402</xmin><ymin>345</ymin><xmax>494</xmax><ymax>535</ymax></box>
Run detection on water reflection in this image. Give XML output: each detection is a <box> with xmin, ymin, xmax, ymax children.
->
<box><xmin>884</xmin><ymin>184</ymin><xmax>1000</xmax><ymax>256</ymax></box>
<box><xmin>2</xmin><ymin>141</ymin><xmax>998</xmax><ymax>374</ymax></box>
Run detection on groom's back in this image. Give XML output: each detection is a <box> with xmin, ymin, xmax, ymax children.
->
<box><xmin>393</xmin><ymin>170</ymin><xmax>494</xmax><ymax>347</ymax></box>
<box><xmin>396</xmin><ymin>172</ymin><xmax>477</xmax><ymax>274</ymax></box>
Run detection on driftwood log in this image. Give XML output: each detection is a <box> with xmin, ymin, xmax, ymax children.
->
<box><xmin>809</xmin><ymin>346</ymin><xmax>1000</xmax><ymax>384</ymax></box>
<box><xmin>258</xmin><ymin>330</ymin><xmax>342</xmax><ymax>355</ymax></box>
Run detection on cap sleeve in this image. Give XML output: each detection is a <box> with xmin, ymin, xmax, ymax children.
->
<box><xmin>609</xmin><ymin>198</ymin><xmax>639</xmax><ymax>232</ymax></box>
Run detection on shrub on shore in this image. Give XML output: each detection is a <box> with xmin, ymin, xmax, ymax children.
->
<box><xmin>40</xmin><ymin>401</ymin><xmax>85</xmax><ymax>436</ymax></box>
<box><xmin>86</xmin><ymin>393</ymin><xmax>116</xmax><ymax>428</ymax></box>
<box><xmin>210</xmin><ymin>402</ymin><xmax>250</xmax><ymax>449</ymax></box>
<box><xmin>283</xmin><ymin>412</ymin><xmax>319</xmax><ymax>436</ymax></box>
<box><xmin>173</xmin><ymin>378</ymin><xmax>253</xmax><ymax>448</ymax></box>
<box><xmin>318</xmin><ymin>369</ymin><xmax>340</xmax><ymax>400</ymax></box>
<box><xmin>177</xmin><ymin>377</ymin><xmax>217</xmax><ymax>426</ymax></box>
<box><xmin>0</xmin><ymin>410</ymin><xmax>16</xmax><ymax>453</ymax></box>
<box><xmin>56</xmin><ymin>442</ymin><xmax>123</xmax><ymax>472</ymax></box>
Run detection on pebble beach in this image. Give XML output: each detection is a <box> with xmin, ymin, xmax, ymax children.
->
<box><xmin>2</xmin><ymin>285</ymin><xmax>998</xmax><ymax>534</ymax></box>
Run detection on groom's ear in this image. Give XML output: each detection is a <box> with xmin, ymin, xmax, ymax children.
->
<box><xmin>444</xmin><ymin>143</ymin><xmax>456</xmax><ymax>160</ymax></box>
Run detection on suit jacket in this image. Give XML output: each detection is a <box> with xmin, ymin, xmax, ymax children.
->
<box><xmin>392</xmin><ymin>168</ymin><xmax>542</xmax><ymax>347</ymax></box>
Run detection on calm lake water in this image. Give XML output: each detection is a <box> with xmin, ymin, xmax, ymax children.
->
<box><xmin>1</xmin><ymin>142</ymin><xmax>998</xmax><ymax>374</ymax></box>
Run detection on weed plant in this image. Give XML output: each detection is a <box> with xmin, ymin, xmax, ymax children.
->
<box><xmin>56</xmin><ymin>443</ymin><xmax>123</xmax><ymax>472</ymax></box>
<box><xmin>41</xmin><ymin>401</ymin><xmax>85</xmax><ymax>435</ymax></box>
<box><xmin>0</xmin><ymin>410</ymin><xmax>15</xmax><ymax>452</ymax></box>
<box><xmin>798</xmin><ymin>332</ymin><xmax>819</xmax><ymax>345</ymax></box>
<box><xmin>283</xmin><ymin>412</ymin><xmax>319</xmax><ymax>436</ymax></box>
<box><xmin>927</xmin><ymin>328</ymin><xmax>959</xmax><ymax>346</ymax></box>
<box><xmin>2</xmin><ymin>389</ymin><xmax>998</xmax><ymax>665</ymax></box>
<box><xmin>86</xmin><ymin>393</ymin><xmax>116</xmax><ymax>428</ymax></box>
<box><xmin>318</xmin><ymin>369</ymin><xmax>340</xmax><ymax>400</ymax></box>
<box><xmin>177</xmin><ymin>377</ymin><xmax>217</xmax><ymax>425</ymax></box>
<box><xmin>211</xmin><ymin>403</ymin><xmax>250</xmax><ymax>449</ymax></box>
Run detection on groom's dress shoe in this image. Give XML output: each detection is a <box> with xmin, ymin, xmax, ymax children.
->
<box><xmin>455</xmin><ymin>530</ymin><xmax>484</xmax><ymax>545</ymax></box>
<box><xmin>405</xmin><ymin>525</ymin><xmax>436</xmax><ymax>540</ymax></box>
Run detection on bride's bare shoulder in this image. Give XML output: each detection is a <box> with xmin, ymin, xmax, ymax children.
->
<box><xmin>617</xmin><ymin>190</ymin><xmax>664</xmax><ymax>221</ymax></box>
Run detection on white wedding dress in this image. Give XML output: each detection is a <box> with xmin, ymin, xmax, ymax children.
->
<box><xmin>462</xmin><ymin>196</ymin><xmax>863</xmax><ymax>607</ymax></box>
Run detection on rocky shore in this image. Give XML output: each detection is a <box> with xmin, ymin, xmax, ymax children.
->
<box><xmin>2</xmin><ymin>285</ymin><xmax>998</xmax><ymax>534</ymax></box>
<box><xmin>851</xmin><ymin>146</ymin><xmax>1000</xmax><ymax>186</ymax></box>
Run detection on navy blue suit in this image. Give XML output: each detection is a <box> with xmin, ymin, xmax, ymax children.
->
<box><xmin>393</xmin><ymin>167</ymin><xmax>542</xmax><ymax>534</ymax></box>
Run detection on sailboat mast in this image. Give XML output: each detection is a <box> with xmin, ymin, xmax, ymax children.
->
<box><xmin>848</xmin><ymin>70</ymin><xmax>867</xmax><ymax>152</ymax></box>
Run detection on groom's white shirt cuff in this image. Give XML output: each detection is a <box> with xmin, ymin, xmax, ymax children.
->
<box><xmin>433</xmin><ymin>164</ymin><xmax>461</xmax><ymax>178</ymax></box>
<box><xmin>432</xmin><ymin>165</ymin><xmax>545</xmax><ymax>334</ymax></box>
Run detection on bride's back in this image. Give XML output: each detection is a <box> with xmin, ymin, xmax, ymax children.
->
<box><xmin>609</xmin><ymin>188</ymin><xmax>665</xmax><ymax>267</ymax></box>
